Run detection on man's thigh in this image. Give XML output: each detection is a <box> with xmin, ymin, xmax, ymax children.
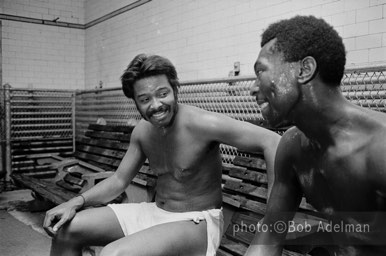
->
<box><xmin>102</xmin><ymin>220</ymin><xmax>208</xmax><ymax>256</ymax></box>
<box><xmin>59</xmin><ymin>206</ymin><xmax>124</xmax><ymax>246</ymax></box>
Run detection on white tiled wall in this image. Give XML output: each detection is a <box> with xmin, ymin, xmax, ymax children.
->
<box><xmin>1</xmin><ymin>0</ymin><xmax>386</xmax><ymax>90</ymax></box>
<box><xmin>1</xmin><ymin>0</ymin><xmax>84</xmax><ymax>23</ymax></box>
<box><xmin>84</xmin><ymin>0</ymin><xmax>386</xmax><ymax>90</ymax></box>
<box><xmin>84</xmin><ymin>0</ymin><xmax>137</xmax><ymax>23</ymax></box>
<box><xmin>1</xmin><ymin>0</ymin><xmax>85</xmax><ymax>89</ymax></box>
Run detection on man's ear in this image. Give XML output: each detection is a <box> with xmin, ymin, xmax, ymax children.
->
<box><xmin>298</xmin><ymin>56</ymin><xmax>317</xmax><ymax>84</ymax></box>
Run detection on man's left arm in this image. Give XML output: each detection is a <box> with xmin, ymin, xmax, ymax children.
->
<box><xmin>369</xmin><ymin>135</ymin><xmax>386</xmax><ymax>209</ymax></box>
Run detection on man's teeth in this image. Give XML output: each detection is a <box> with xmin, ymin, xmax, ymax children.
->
<box><xmin>153</xmin><ymin>111</ymin><xmax>165</xmax><ymax>117</ymax></box>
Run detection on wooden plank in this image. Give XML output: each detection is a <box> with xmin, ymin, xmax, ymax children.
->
<box><xmin>223</xmin><ymin>182</ymin><xmax>314</xmax><ymax>212</ymax></box>
<box><xmin>12</xmin><ymin>139</ymin><xmax>73</xmax><ymax>148</ymax></box>
<box><xmin>11</xmin><ymin>136</ymin><xmax>72</xmax><ymax>143</ymax></box>
<box><xmin>228</xmin><ymin>166</ymin><xmax>267</xmax><ymax>184</ymax></box>
<box><xmin>11</xmin><ymin>146</ymin><xmax>73</xmax><ymax>155</ymax></box>
<box><xmin>224</xmin><ymin>180</ymin><xmax>267</xmax><ymax>200</ymax></box>
<box><xmin>233</xmin><ymin>156</ymin><xmax>266</xmax><ymax>170</ymax></box>
<box><xmin>11</xmin><ymin>174</ymin><xmax>76</xmax><ymax>204</ymax></box>
<box><xmin>76</xmin><ymin>144</ymin><xmax>126</xmax><ymax>159</ymax></box>
<box><xmin>12</xmin><ymin>164</ymin><xmax>52</xmax><ymax>172</ymax></box>
<box><xmin>74</xmin><ymin>152</ymin><xmax>121</xmax><ymax>168</ymax></box>
<box><xmin>13</xmin><ymin>170</ymin><xmax>57</xmax><ymax>178</ymax></box>
<box><xmin>237</xmin><ymin>149</ymin><xmax>264</xmax><ymax>157</ymax></box>
<box><xmin>72</xmin><ymin>158</ymin><xmax>116</xmax><ymax>172</ymax></box>
<box><xmin>138</xmin><ymin>165</ymin><xmax>157</xmax><ymax>176</ymax></box>
<box><xmin>88</xmin><ymin>124</ymin><xmax>135</xmax><ymax>133</ymax></box>
<box><xmin>231</xmin><ymin>211</ymin><xmax>263</xmax><ymax>227</ymax></box>
<box><xmin>216</xmin><ymin>248</ymin><xmax>235</xmax><ymax>256</ymax></box>
<box><xmin>223</xmin><ymin>192</ymin><xmax>267</xmax><ymax>215</ymax></box>
<box><xmin>219</xmin><ymin>237</ymin><xmax>247</xmax><ymax>256</ymax></box>
<box><xmin>77</xmin><ymin>137</ymin><xmax>129</xmax><ymax>150</ymax></box>
<box><xmin>132</xmin><ymin>173</ymin><xmax>157</xmax><ymax>187</ymax></box>
<box><xmin>85</xmin><ymin>130</ymin><xmax>131</xmax><ymax>142</ymax></box>
<box><xmin>225</xmin><ymin>224</ymin><xmax>253</xmax><ymax>245</ymax></box>
<box><xmin>222</xmin><ymin>193</ymin><xmax>242</xmax><ymax>208</ymax></box>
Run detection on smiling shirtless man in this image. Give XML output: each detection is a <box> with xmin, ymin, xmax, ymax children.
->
<box><xmin>246</xmin><ymin>15</ymin><xmax>386</xmax><ymax>256</ymax></box>
<box><xmin>43</xmin><ymin>54</ymin><xmax>280</xmax><ymax>256</ymax></box>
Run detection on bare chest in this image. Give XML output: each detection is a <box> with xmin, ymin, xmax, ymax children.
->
<box><xmin>294</xmin><ymin>145</ymin><xmax>373</xmax><ymax>213</ymax></box>
<box><xmin>141</xmin><ymin>131</ymin><xmax>220</xmax><ymax>178</ymax></box>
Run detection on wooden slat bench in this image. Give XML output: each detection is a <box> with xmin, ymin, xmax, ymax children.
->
<box><xmin>11</xmin><ymin>124</ymin><xmax>157</xmax><ymax>205</ymax></box>
<box><xmin>11</xmin><ymin>122</ymin><xmax>329</xmax><ymax>255</ymax></box>
<box><xmin>218</xmin><ymin>149</ymin><xmax>331</xmax><ymax>256</ymax></box>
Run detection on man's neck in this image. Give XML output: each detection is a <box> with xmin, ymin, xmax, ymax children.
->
<box><xmin>292</xmin><ymin>84</ymin><xmax>352</xmax><ymax>146</ymax></box>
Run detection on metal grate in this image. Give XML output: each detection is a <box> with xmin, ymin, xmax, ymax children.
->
<box><xmin>0</xmin><ymin>86</ymin><xmax>6</xmax><ymax>189</ymax></box>
<box><xmin>74</xmin><ymin>67</ymin><xmax>386</xmax><ymax>164</ymax></box>
<box><xmin>75</xmin><ymin>77</ymin><xmax>262</xmax><ymax>164</ymax></box>
<box><xmin>8</xmin><ymin>88</ymin><xmax>75</xmax><ymax>174</ymax></box>
<box><xmin>341</xmin><ymin>67</ymin><xmax>386</xmax><ymax>112</ymax></box>
<box><xmin>2</xmin><ymin>66</ymin><xmax>385</xmax><ymax>176</ymax></box>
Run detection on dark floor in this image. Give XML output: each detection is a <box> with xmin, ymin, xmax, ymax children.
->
<box><xmin>0</xmin><ymin>188</ymin><xmax>102</xmax><ymax>256</ymax></box>
<box><xmin>0</xmin><ymin>189</ymin><xmax>51</xmax><ymax>256</ymax></box>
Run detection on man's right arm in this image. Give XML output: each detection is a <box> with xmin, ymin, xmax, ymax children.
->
<box><xmin>43</xmin><ymin>122</ymin><xmax>147</xmax><ymax>235</ymax></box>
<box><xmin>245</xmin><ymin>128</ymin><xmax>303</xmax><ymax>256</ymax></box>
<box><xmin>79</xmin><ymin>122</ymin><xmax>147</xmax><ymax>206</ymax></box>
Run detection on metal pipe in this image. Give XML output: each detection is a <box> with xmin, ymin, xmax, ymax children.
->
<box><xmin>4</xmin><ymin>84</ymin><xmax>12</xmax><ymax>181</ymax></box>
<box><xmin>72</xmin><ymin>92</ymin><xmax>76</xmax><ymax>154</ymax></box>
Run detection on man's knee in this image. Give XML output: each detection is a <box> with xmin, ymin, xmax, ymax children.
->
<box><xmin>53</xmin><ymin>216</ymin><xmax>83</xmax><ymax>245</ymax></box>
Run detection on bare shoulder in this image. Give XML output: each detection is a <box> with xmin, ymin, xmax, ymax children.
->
<box><xmin>131</xmin><ymin>119</ymin><xmax>151</xmax><ymax>139</ymax></box>
<box><xmin>278</xmin><ymin>126</ymin><xmax>304</xmax><ymax>151</ymax></box>
<box><xmin>367</xmin><ymin>124</ymin><xmax>386</xmax><ymax>164</ymax></box>
<box><xmin>275</xmin><ymin>126</ymin><xmax>306</xmax><ymax>165</ymax></box>
<box><xmin>179</xmin><ymin>104</ymin><xmax>229</xmax><ymax>127</ymax></box>
<box><xmin>364</xmin><ymin>109</ymin><xmax>386</xmax><ymax>155</ymax></box>
<box><xmin>180</xmin><ymin>104</ymin><xmax>217</xmax><ymax>119</ymax></box>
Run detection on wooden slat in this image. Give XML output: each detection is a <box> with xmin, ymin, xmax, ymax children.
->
<box><xmin>236</xmin><ymin>149</ymin><xmax>264</xmax><ymax>157</ymax></box>
<box><xmin>12</xmin><ymin>136</ymin><xmax>72</xmax><ymax>142</ymax></box>
<box><xmin>11</xmin><ymin>174</ymin><xmax>76</xmax><ymax>204</ymax></box>
<box><xmin>76</xmin><ymin>144</ymin><xmax>125</xmax><ymax>159</ymax></box>
<box><xmin>85</xmin><ymin>130</ymin><xmax>131</xmax><ymax>142</ymax></box>
<box><xmin>11</xmin><ymin>146</ymin><xmax>73</xmax><ymax>155</ymax></box>
<box><xmin>12</xmin><ymin>139</ymin><xmax>73</xmax><ymax>147</ymax></box>
<box><xmin>224</xmin><ymin>180</ymin><xmax>267</xmax><ymax>200</ymax></box>
<box><xmin>132</xmin><ymin>173</ymin><xmax>157</xmax><ymax>187</ymax></box>
<box><xmin>216</xmin><ymin>248</ymin><xmax>235</xmax><ymax>256</ymax></box>
<box><xmin>233</xmin><ymin>156</ymin><xmax>266</xmax><ymax>170</ymax></box>
<box><xmin>225</xmin><ymin>224</ymin><xmax>253</xmax><ymax>245</ymax></box>
<box><xmin>231</xmin><ymin>211</ymin><xmax>263</xmax><ymax>227</ymax></box>
<box><xmin>77</xmin><ymin>137</ymin><xmax>129</xmax><ymax>150</ymax></box>
<box><xmin>71</xmin><ymin>158</ymin><xmax>115</xmax><ymax>172</ymax></box>
<box><xmin>138</xmin><ymin>165</ymin><xmax>157</xmax><ymax>176</ymax></box>
<box><xmin>219</xmin><ymin>237</ymin><xmax>246</xmax><ymax>256</ymax></box>
<box><xmin>228</xmin><ymin>166</ymin><xmax>267</xmax><ymax>184</ymax></box>
<box><xmin>74</xmin><ymin>152</ymin><xmax>121</xmax><ymax>168</ymax></box>
<box><xmin>223</xmin><ymin>192</ymin><xmax>266</xmax><ymax>215</ymax></box>
<box><xmin>88</xmin><ymin>124</ymin><xmax>135</xmax><ymax>133</ymax></box>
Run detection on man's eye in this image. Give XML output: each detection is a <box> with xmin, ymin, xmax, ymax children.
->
<box><xmin>140</xmin><ymin>98</ymin><xmax>149</xmax><ymax>103</ymax></box>
<box><xmin>159</xmin><ymin>91</ymin><xmax>168</xmax><ymax>97</ymax></box>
